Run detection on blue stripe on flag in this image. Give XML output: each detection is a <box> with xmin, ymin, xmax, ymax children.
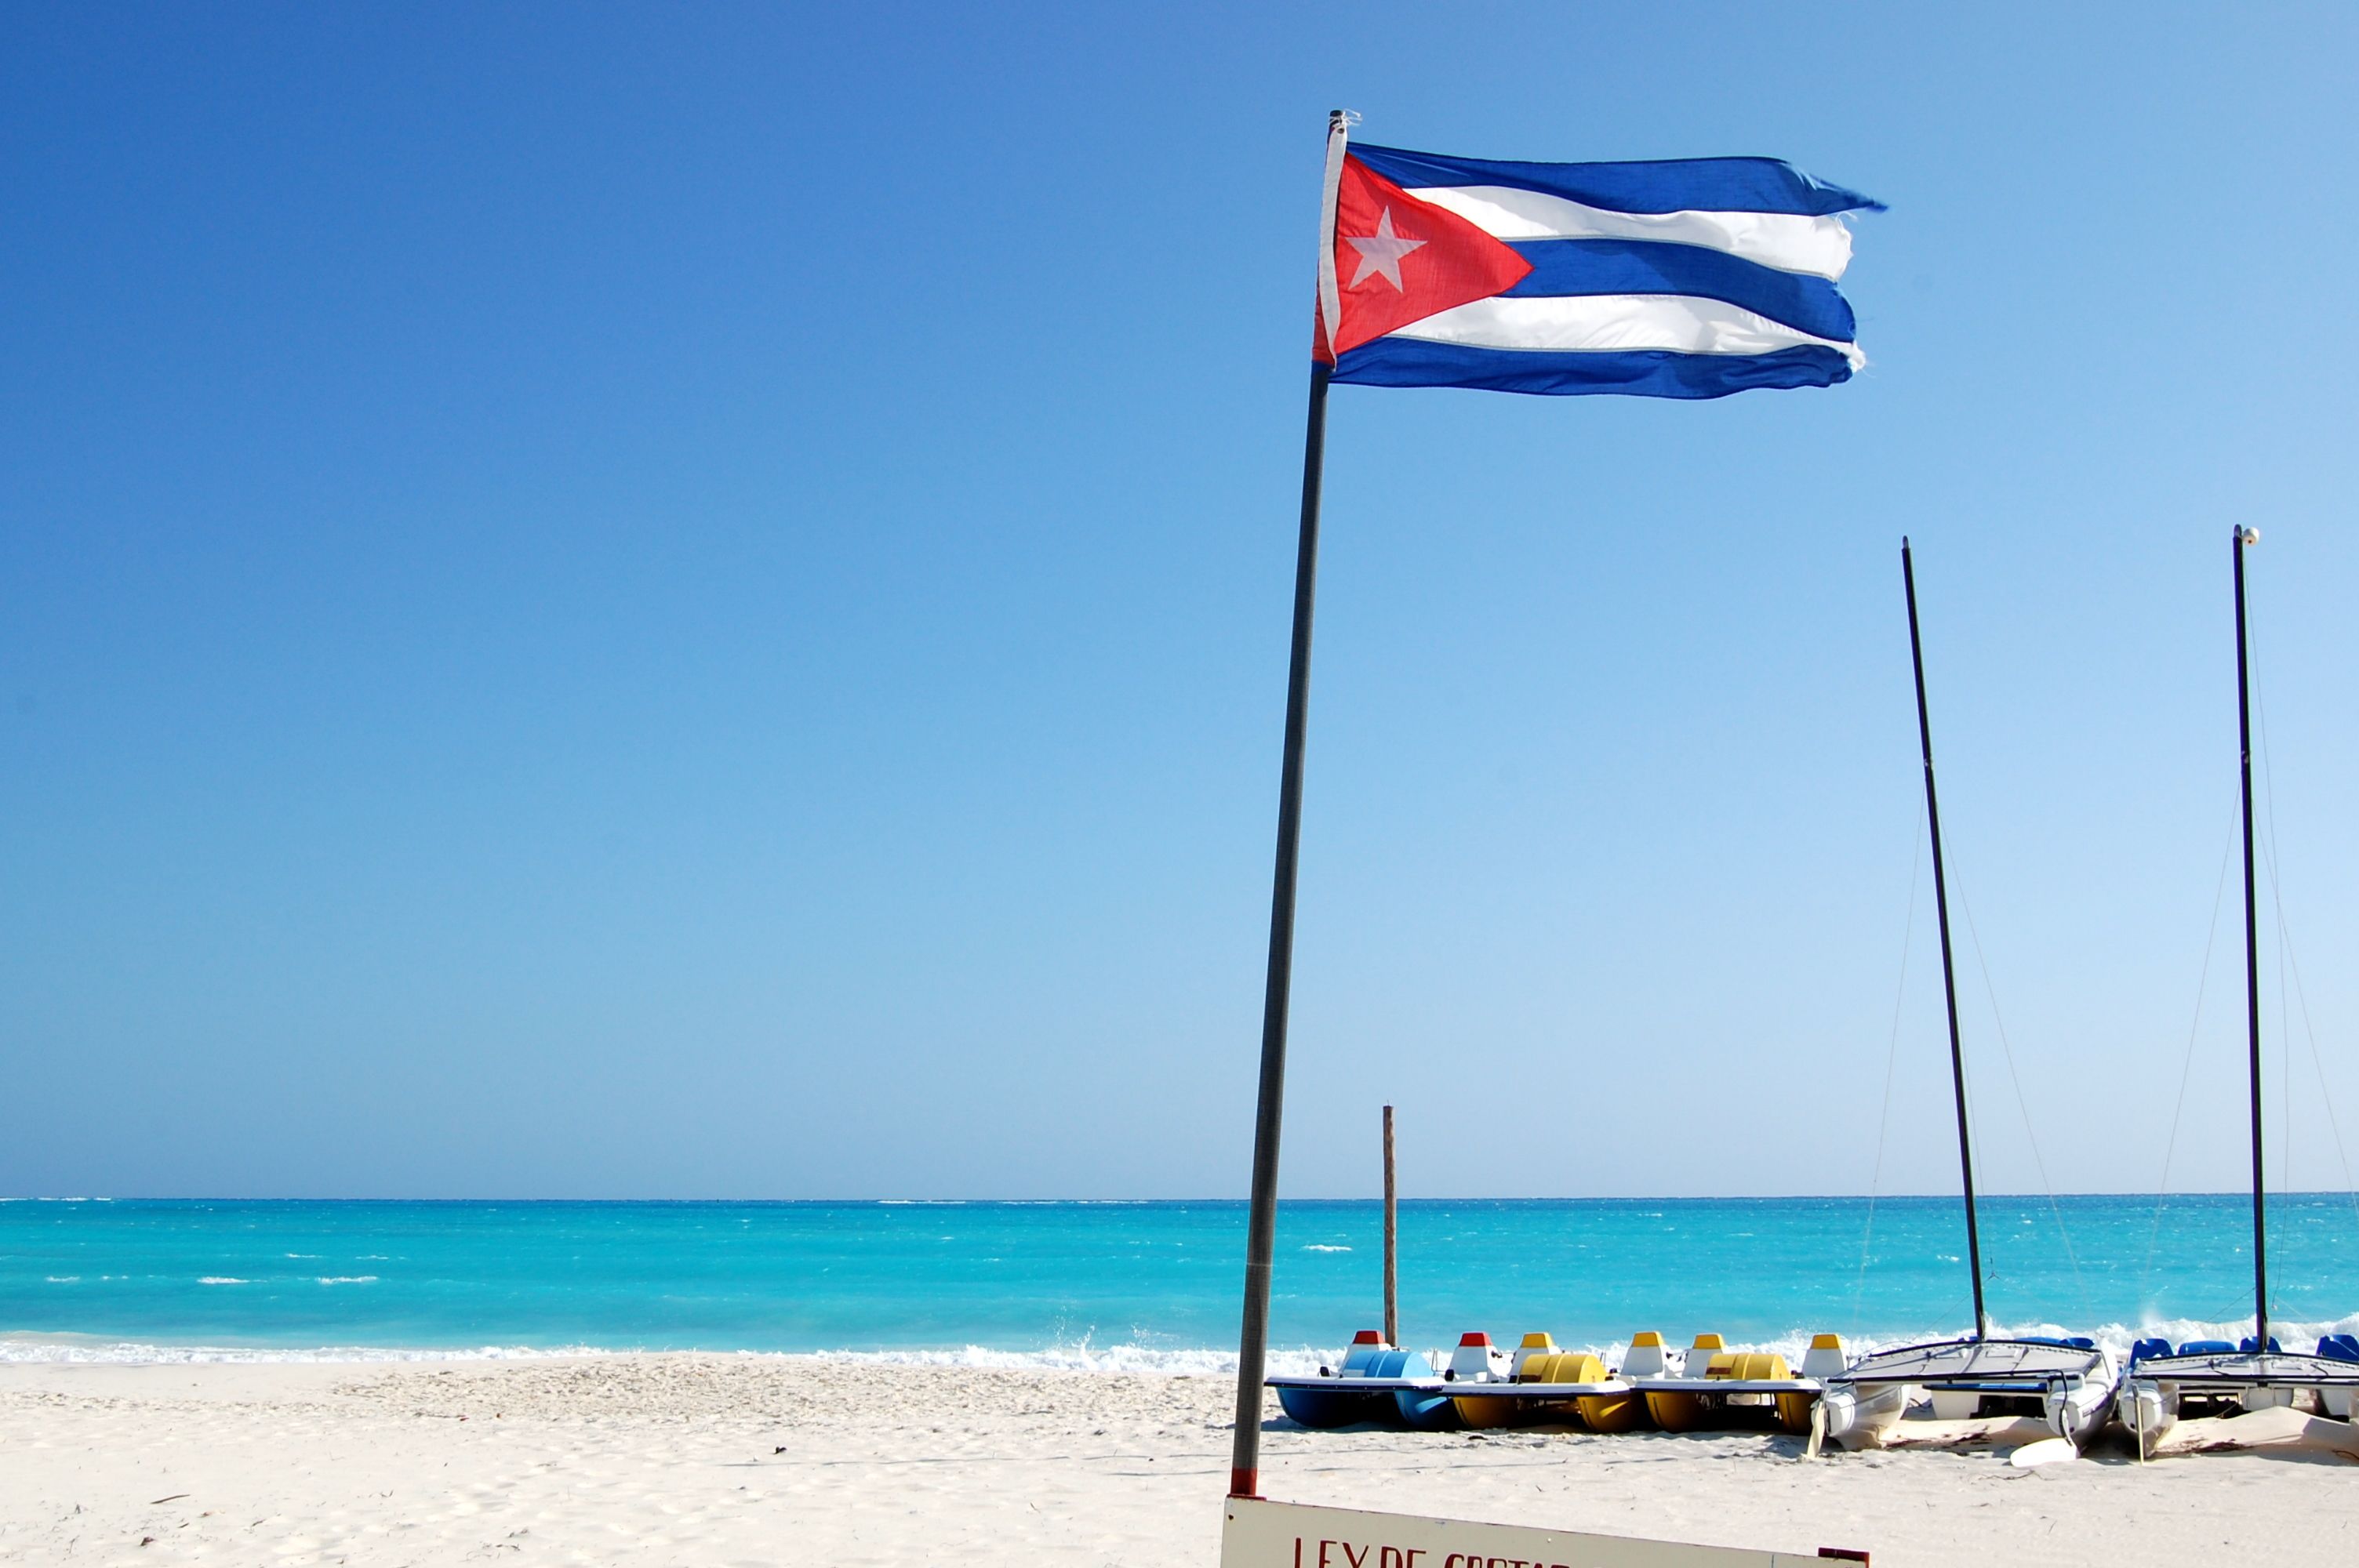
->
<box><xmin>1329</xmin><ymin>339</ymin><xmax>1856</xmax><ymax>399</ymax></box>
<box><xmin>1505</xmin><ymin>239</ymin><xmax>1856</xmax><ymax>343</ymax></box>
<box><xmin>1352</xmin><ymin>144</ymin><xmax>1882</xmax><ymax>218</ymax></box>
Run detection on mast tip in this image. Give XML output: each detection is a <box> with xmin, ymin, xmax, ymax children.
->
<box><xmin>2238</xmin><ymin>526</ymin><xmax>2260</xmax><ymax>546</ymax></box>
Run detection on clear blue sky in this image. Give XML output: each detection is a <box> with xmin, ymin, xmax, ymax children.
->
<box><xmin>5</xmin><ymin>2</ymin><xmax>2356</xmax><ymax>1200</ymax></box>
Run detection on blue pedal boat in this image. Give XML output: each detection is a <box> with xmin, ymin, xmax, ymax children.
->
<box><xmin>1267</xmin><ymin>1331</ymin><xmax>1442</xmax><ymax>1429</ymax></box>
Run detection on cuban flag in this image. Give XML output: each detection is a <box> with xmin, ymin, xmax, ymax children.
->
<box><xmin>1316</xmin><ymin>138</ymin><xmax>1881</xmax><ymax>399</ymax></box>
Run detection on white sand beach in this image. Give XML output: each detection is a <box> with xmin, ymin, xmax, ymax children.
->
<box><xmin>5</xmin><ymin>1355</ymin><xmax>2356</xmax><ymax>1566</ymax></box>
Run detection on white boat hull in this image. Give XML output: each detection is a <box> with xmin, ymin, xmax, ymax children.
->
<box><xmin>1816</xmin><ymin>1382</ymin><xmax>1910</xmax><ymax>1449</ymax></box>
<box><xmin>2117</xmin><ymin>1351</ymin><xmax>2359</xmax><ymax>1457</ymax></box>
<box><xmin>1819</xmin><ymin>1338</ymin><xmax>2116</xmax><ymax>1452</ymax></box>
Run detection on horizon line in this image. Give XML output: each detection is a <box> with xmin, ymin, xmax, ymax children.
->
<box><xmin>5</xmin><ymin>1191</ymin><xmax>2343</xmax><ymax>1206</ymax></box>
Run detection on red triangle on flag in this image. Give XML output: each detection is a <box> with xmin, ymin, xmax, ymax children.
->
<box><xmin>1323</xmin><ymin>156</ymin><xmax>1533</xmax><ymax>359</ymax></box>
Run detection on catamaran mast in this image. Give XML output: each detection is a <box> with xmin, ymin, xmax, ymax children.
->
<box><xmin>2233</xmin><ymin>524</ymin><xmax>2268</xmax><ymax>1349</ymax></box>
<box><xmin>1902</xmin><ymin>538</ymin><xmax>1989</xmax><ymax>1341</ymax></box>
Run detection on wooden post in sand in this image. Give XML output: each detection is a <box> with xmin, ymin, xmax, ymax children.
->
<box><xmin>1382</xmin><ymin>1105</ymin><xmax>1398</xmax><ymax>1346</ymax></box>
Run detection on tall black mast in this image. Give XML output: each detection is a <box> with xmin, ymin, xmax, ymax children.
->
<box><xmin>2233</xmin><ymin>524</ymin><xmax>2268</xmax><ymax>1348</ymax></box>
<box><xmin>1902</xmin><ymin>539</ymin><xmax>1988</xmax><ymax>1340</ymax></box>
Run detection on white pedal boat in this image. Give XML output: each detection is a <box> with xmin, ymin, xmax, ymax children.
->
<box><xmin>1621</xmin><ymin>1331</ymin><xmax>1841</xmax><ymax>1435</ymax></box>
<box><xmin>1445</xmin><ymin>1332</ymin><xmax>1632</xmax><ymax>1430</ymax></box>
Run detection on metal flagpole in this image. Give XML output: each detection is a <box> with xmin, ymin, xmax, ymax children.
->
<box><xmin>2233</xmin><ymin>524</ymin><xmax>2267</xmax><ymax>1350</ymax></box>
<box><xmin>1902</xmin><ymin>538</ymin><xmax>1988</xmax><ymax>1341</ymax></box>
<box><xmin>1229</xmin><ymin>111</ymin><xmax>1349</xmax><ymax>1504</ymax></box>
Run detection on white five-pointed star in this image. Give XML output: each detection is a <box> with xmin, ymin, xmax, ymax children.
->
<box><xmin>1341</xmin><ymin>207</ymin><xmax>1427</xmax><ymax>292</ymax></box>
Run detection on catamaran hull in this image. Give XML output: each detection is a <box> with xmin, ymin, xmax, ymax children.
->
<box><xmin>1822</xmin><ymin>1381</ymin><xmax>2112</xmax><ymax>1450</ymax></box>
<box><xmin>2118</xmin><ymin>1379</ymin><xmax>2171</xmax><ymax>1454</ymax></box>
<box><xmin>1819</xmin><ymin>1338</ymin><xmax>2117</xmax><ymax>1452</ymax></box>
<box><xmin>2117</xmin><ymin>1351</ymin><xmax>2359</xmax><ymax>1457</ymax></box>
<box><xmin>2048</xmin><ymin>1375</ymin><xmax>2119</xmax><ymax>1447</ymax></box>
<box><xmin>2117</xmin><ymin>1380</ymin><xmax>2262</xmax><ymax>1457</ymax></box>
<box><xmin>1816</xmin><ymin>1384</ymin><xmax>1910</xmax><ymax>1450</ymax></box>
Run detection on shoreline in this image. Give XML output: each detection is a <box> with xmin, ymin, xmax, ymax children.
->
<box><xmin>8</xmin><ymin>1354</ymin><xmax>2359</xmax><ymax>1566</ymax></box>
<box><xmin>12</xmin><ymin>1302</ymin><xmax>2359</xmax><ymax>1370</ymax></box>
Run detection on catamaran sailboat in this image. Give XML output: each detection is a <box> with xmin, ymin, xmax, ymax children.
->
<box><xmin>1815</xmin><ymin>539</ymin><xmax>2118</xmax><ymax>1452</ymax></box>
<box><xmin>2114</xmin><ymin>527</ymin><xmax>2359</xmax><ymax>1457</ymax></box>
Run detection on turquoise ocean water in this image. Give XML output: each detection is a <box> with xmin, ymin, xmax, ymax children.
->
<box><xmin>6</xmin><ymin>1196</ymin><xmax>2357</xmax><ymax>1369</ymax></box>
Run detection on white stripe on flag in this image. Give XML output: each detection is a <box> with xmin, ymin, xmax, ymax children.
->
<box><xmin>1406</xmin><ymin>184</ymin><xmax>1856</xmax><ymax>280</ymax></box>
<box><xmin>1387</xmin><ymin>293</ymin><xmax>1867</xmax><ymax>368</ymax></box>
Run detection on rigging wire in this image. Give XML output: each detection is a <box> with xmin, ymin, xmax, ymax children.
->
<box><xmin>2268</xmin><ymin>892</ymin><xmax>2359</xmax><ymax>1236</ymax></box>
<box><xmin>2143</xmin><ymin>840</ymin><xmax>2233</xmax><ymax>1305</ymax></box>
<box><xmin>2250</xmin><ymin>677</ymin><xmax>2359</xmax><ymax>1246</ymax></box>
<box><xmin>1854</xmin><ymin>812</ymin><xmax>1924</xmax><ymax>1336</ymax></box>
<box><xmin>2252</xmin><ymin>632</ymin><xmax>2295</xmax><ymax>1200</ymax></box>
<box><xmin>2268</xmin><ymin>751</ymin><xmax>2294</xmax><ymax>1203</ymax></box>
<box><xmin>2277</xmin><ymin>842</ymin><xmax>2292</xmax><ymax>1203</ymax></box>
<box><xmin>1955</xmin><ymin>890</ymin><xmax>2092</xmax><ymax>1323</ymax></box>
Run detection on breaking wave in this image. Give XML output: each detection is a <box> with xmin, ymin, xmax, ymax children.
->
<box><xmin>10</xmin><ymin>1315</ymin><xmax>2359</xmax><ymax>1375</ymax></box>
<box><xmin>0</xmin><ymin>1334</ymin><xmax>1325</xmax><ymax>1376</ymax></box>
<box><xmin>797</xmin><ymin>1342</ymin><xmax>1328</xmax><ymax>1376</ymax></box>
<box><xmin>0</xmin><ymin>1337</ymin><xmax>616</xmax><ymax>1366</ymax></box>
<box><xmin>1496</xmin><ymin>1312</ymin><xmax>2359</xmax><ymax>1369</ymax></box>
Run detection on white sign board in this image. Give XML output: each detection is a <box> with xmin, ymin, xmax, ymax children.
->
<box><xmin>1221</xmin><ymin>1497</ymin><xmax>1855</xmax><ymax>1568</ymax></box>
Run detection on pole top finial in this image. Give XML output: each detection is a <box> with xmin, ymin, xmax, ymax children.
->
<box><xmin>2238</xmin><ymin>525</ymin><xmax>2261</xmax><ymax>546</ymax></box>
<box><xmin>1329</xmin><ymin>109</ymin><xmax>1361</xmax><ymax>134</ymax></box>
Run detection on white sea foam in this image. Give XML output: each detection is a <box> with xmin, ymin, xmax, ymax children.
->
<box><xmin>11</xmin><ymin>1317</ymin><xmax>2357</xmax><ymax>1376</ymax></box>
<box><xmin>314</xmin><ymin>1276</ymin><xmax>377</xmax><ymax>1285</ymax></box>
<box><xmin>0</xmin><ymin>1335</ymin><xmax>1326</xmax><ymax>1377</ymax></box>
<box><xmin>1498</xmin><ymin>1312</ymin><xmax>2359</xmax><ymax>1371</ymax></box>
<box><xmin>795</xmin><ymin>1343</ymin><xmax>1331</xmax><ymax>1377</ymax></box>
<box><xmin>1300</xmin><ymin>1244</ymin><xmax>1352</xmax><ymax>1254</ymax></box>
<box><xmin>0</xmin><ymin>1337</ymin><xmax>617</xmax><ymax>1366</ymax></box>
<box><xmin>2055</xmin><ymin>1310</ymin><xmax>2359</xmax><ymax>1362</ymax></box>
<box><xmin>198</xmin><ymin>1276</ymin><xmax>248</xmax><ymax>1285</ymax></box>
<box><xmin>45</xmin><ymin>1276</ymin><xmax>80</xmax><ymax>1284</ymax></box>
